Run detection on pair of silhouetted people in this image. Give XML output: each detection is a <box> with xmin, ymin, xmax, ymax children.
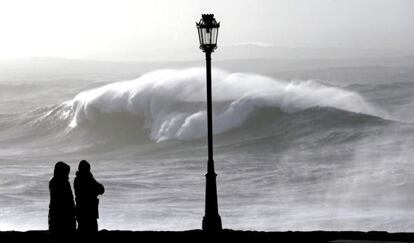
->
<box><xmin>49</xmin><ymin>160</ymin><xmax>104</xmax><ymax>242</ymax></box>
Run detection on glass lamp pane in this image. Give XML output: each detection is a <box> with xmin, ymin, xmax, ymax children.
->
<box><xmin>197</xmin><ymin>28</ymin><xmax>203</xmax><ymax>45</ymax></box>
<box><xmin>211</xmin><ymin>27</ymin><xmax>218</xmax><ymax>45</ymax></box>
<box><xmin>206</xmin><ymin>29</ymin><xmax>212</xmax><ymax>44</ymax></box>
<box><xmin>201</xmin><ymin>28</ymin><xmax>210</xmax><ymax>45</ymax></box>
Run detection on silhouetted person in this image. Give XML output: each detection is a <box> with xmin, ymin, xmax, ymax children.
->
<box><xmin>74</xmin><ymin>160</ymin><xmax>105</xmax><ymax>236</ymax></box>
<box><xmin>49</xmin><ymin>161</ymin><xmax>76</xmax><ymax>243</ymax></box>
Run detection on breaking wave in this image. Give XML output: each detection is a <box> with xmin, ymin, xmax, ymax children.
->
<box><xmin>63</xmin><ymin>68</ymin><xmax>384</xmax><ymax>142</ymax></box>
<box><xmin>1</xmin><ymin>68</ymin><xmax>388</xmax><ymax>151</ymax></box>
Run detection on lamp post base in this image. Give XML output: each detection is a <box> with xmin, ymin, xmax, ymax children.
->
<box><xmin>202</xmin><ymin>214</ymin><xmax>222</xmax><ymax>231</ymax></box>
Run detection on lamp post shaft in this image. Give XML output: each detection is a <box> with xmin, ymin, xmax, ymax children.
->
<box><xmin>206</xmin><ymin>51</ymin><xmax>214</xmax><ymax>163</ymax></box>
<box><xmin>202</xmin><ymin>50</ymin><xmax>222</xmax><ymax>231</ymax></box>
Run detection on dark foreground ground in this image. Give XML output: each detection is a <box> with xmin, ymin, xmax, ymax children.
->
<box><xmin>1</xmin><ymin>230</ymin><xmax>414</xmax><ymax>243</ymax></box>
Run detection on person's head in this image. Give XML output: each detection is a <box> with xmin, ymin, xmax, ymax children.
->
<box><xmin>54</xmin><ymin>161</ymin><xmax>70</xmax><ymax>179</ymax></box>
<box><xmin>78</xmin><ymin>160</ymin><xmax>91</xmax><ymax>173</ymax></box>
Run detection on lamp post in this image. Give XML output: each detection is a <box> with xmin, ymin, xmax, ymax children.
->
<box><xmin>196</xmin><ymin>14</ymin><xmax>222</xmax><ymax>231</ymax></box>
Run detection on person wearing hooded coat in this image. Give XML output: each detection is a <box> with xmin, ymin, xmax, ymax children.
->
<box><xmin>48</xmin><ymin>161</ymin><xmax>76</xmax><ymax>242</ymax></box>
<box><xmin>74</xmin><ymin>160</ymin><xmax>105</xmax><ymax>234</ymax></box>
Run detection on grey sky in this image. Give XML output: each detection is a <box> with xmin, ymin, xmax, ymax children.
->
<box><xmin>0</xmin><ymin>0</ymin><xmax>413</xmax><ymax>60</ymax></box>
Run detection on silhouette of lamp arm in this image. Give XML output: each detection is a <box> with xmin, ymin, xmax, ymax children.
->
<box><xmin>196</xmin><ymin>14</ymin><xmax>222</xmax><ymax>231</ymax></box>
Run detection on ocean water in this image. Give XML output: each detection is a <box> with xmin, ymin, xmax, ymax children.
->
<box><xmin>1</xmin><ymin>59</ymin><xmax>414</xmax><ymax>232</ymax></box>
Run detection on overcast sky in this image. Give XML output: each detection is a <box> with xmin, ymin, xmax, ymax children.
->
<box><xmin>0</xmin><ymin>0</ymin><xmax>413</xmax><ymax>60</ymax></box>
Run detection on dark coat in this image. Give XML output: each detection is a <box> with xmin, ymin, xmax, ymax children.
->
<box><xmin>48</xmin><ymin>176</ymin><xmax>76</xmax><ymax>233</ymax></box>
<box><xmin>74</xmin><ymin>171</ymin><xmax>105</xmax><ymax>220</ymax></box>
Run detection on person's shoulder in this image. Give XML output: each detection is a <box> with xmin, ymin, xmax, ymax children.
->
<box><xmin>49</xmin><ymin>177</ymin><xmax>56</xmax><ymax>185</ymax></box>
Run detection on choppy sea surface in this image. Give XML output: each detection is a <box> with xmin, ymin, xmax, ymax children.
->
<box><xmin>1</xmin><ymin>58</ymin><xmax>414</xmax><ymax>231</ymax></box>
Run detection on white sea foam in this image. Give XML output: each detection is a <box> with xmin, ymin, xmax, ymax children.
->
<box><xmin>68</xmin><ymin>68</ymin><xmax>383</xmax><ymax>142</ymax></box>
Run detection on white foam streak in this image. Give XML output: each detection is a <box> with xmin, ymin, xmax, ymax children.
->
<box><xmin>68</xmin><ymin>68</ymin><xmax>383</xmax><ymax>142</ymax></box>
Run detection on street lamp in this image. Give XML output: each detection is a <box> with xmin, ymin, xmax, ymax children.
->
<box><xmin>196</xmin><ymin>14</ymin><xmax>222</xmax><ymax>231</ymax></box>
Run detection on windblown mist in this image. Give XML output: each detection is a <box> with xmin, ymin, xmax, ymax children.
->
<box><xmin>1</xmin><ymin>57</ymin><xmax>414</xmax><ymax>231</ymax></box>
